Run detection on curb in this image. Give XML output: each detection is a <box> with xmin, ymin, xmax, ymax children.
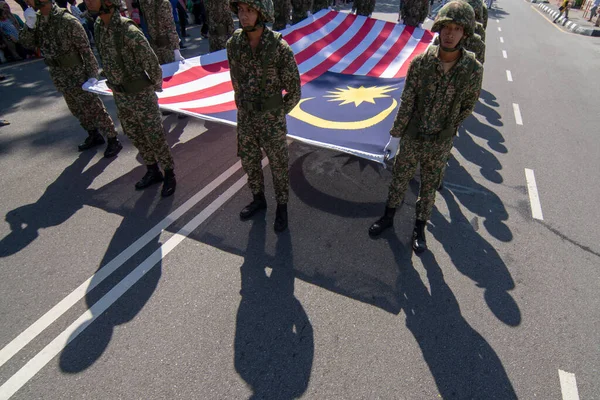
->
<box><xmin>536</xmin><ymin>2</ymin><xmax>600</xmax><ymax>36</ymax></box>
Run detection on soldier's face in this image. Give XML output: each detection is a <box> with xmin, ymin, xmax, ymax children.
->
<box><xmin>238</xmin><ymin>3</ymin><xmax>258</xmax><ymax>28</ymax></box>
<box><xmin>439</xmin><ymin>22</ymin><xmax>464</xmax><ymax>49</ymax></box>
<box><xmin>84</xmin><ymin>0</ymin><xmax>102</xmax><ymax>13</ymax></box>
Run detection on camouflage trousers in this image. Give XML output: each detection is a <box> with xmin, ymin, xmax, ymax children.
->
<box><xmin>273</xmin><ymin>0</ymin><xmax>291</xmax><ymax>31</ymax></box>
<box><xmin>63</xmin><ymin>88</ymin><xmax>117</xmax><ymax>138</ymax></box>
<box><xmin>291</xmin><ymin>0</ymin><xmax>311</xmax><ymax>24</ymax></box>
<box><xmin>114</xmin><ymin>89</ymin><xmax>174</xmax><ymax>170</ymax></box>
<box><xmin>312</xmin><ymin>0</ymin><xmax>329</xmax><ymax>14</ymax></box>
<box><xmin>209</xmin><ymin>35</ymin><xmax>230</xmax><ymax>53</ymax></box>
<box><xmin>355</xmin><ymin>0</ymin><xmax>375</xmax><ymax>16</ymax></box>
<box><xmin>237</xmin><ymin>109</ymin><xmax>289</xmax><ymax>204</ymax></box>
<box><xmin>208</xmin><ymin>20</ymin><xmax>234</xmax><ymax>52</ymax></box>
<box><xmin>387</xmin><ymin>136</ymin><xmax>453</xmax><ymax>221</ymax></box>
<box><xmin>400</xmin><ymin>0</ymin><xmax>429</xmax><ymax>26</ymax></box>
<box><xmin>153</xmin><ymin>46</ymin><xmax>175</xmax><ymax>65</ymax></box>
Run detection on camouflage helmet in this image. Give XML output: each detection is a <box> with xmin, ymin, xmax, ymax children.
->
<box><xmin>230</xmin><ymin>0</ymin><xmax>274</xmax><ymax>23</ymax></box>
<box><xmin>463</xmin><ymin>0</ymin><xmax>484</xmax><ymax>23</ymax></box>
<box><xmin>431</xmin><ymin>0</ymin><xmax>475</xmax><ymax>38</ymax></box>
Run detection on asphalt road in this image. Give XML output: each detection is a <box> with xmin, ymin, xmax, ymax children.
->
<box><xmin>0</xmin><ymin>0</ymin><xmax>599</xmax><ymax>398</ymax></box>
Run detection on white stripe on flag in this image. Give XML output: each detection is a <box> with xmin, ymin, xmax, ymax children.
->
<box><xmin>159</xmin><ymin>91</ymin><xmax>234</xmax><ymax>109</ymax></box>
<box><xmin>355</xmin><ymin>24</ymin><xmax>405</xmax><ymax>75</ymax></box>
<box><xmin>158</xmin><ymin>71</ymin><xmax>231</xmax><ymax>98</ymax></box>
<box><xmin>290</xmin><ymin>12</ymin><xmax>349</xmax><ymax>54</ymax></box>
<box><xmin>329</xmin><ymin>19</ymin><xmax>387</xmax><ymax>73</ymax></box>
<box><xmin>381</xmin><ymin>29</ymin><xmax>425</xmax><ymax>78</ymax></box>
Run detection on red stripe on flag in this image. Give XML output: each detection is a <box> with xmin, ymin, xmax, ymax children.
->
<box><xmin>367</xmin><ymin>25</ymin><xmax>415</xmax><ymax>77</ymax></box>
<box><xmin>183</xmin><ymin>100</ymin><xmax>237</xmax><ymax>114</ymax></box>
<box><xmin>294</xmin><ymin>13</ymin><xmax>356</xmax><ymax>65</ymax></box>
<box><xmin>394</xmin><ymin>30</ymin><xmax>434</xmax><ymax>78</ymax></box>
<box><xmin>341</xmin><ymin>21</ymin><xmax>395</xmax><ymax>75</ymax></box>
<box><xmin>162</xmin><ymin>61</ymin><xmax>229</xmax><ymax>89</ymax></box>
<box><xmin>158</xmin><ymin>81</ymin><xmax>233</xmax><ymax>105</ymax></box>
<box><xmin>300</xmin><ymin>17</ymin><xmax>376</xmax><ymax>84</ymax></box>
<box><xmin>283</xmin><ymin>11</ymin><xmax>338</xmax><ymax>46</ymax></box>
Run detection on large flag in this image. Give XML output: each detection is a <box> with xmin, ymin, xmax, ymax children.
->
<box><xmin>86</xmin><ymin>10</ymin><xmax>435</xmax><ymax>163</ymax></box>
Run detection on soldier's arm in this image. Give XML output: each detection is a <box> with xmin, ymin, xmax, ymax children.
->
<box><xmin>125</xmin><ymin>25</ymin><xmax>164</xmax><ymax>90</ymax></box>
<box><xmin>279</xmin><ymin>41</ymin><xmax>301</xmax><ymax>115</ymax></box>
<box><xmin>161</xmin><ymin>0</ymin><xmax>180</xmax><ymax>50</ymax></box>
<box><xmin>482</xmin><ymin>4</ymin><xmax>488</xmax><ymax>28</ymax></box>
<box><xmin>455</xmin><ymin>62</ymin><xmax>483</xmax><ymax>127</ymax></box>
<box><xmin>226</xmin><ymin>37</ymin><xmax>240</xmax><ymax>108</ymax></box>
<box><xmin>18</xmin><ymin>26</ymin><xmax>38</xmax><ymax>50</ymax></box>
<box><xmin>67</xmin><ymin>16</ymin><xmax>99</xmax><ymax>79</ymax></box>
<box><xmin>390</xmin><ymin>56</ymin><xmax>420</xmax><ymax>138</ymax></box>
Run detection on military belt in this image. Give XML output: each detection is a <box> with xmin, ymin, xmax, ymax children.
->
<box><xmin>44</xmin><ymin>52</ymin><xmax>83</xmax><ymax>68</ymax></box>
<box><xmin>106</xmin><ymin>77</ymin><xmax>153</xmax><ymax>94</ymax></box>
<box><xmin>239</xmin><ymin>94</ymin><xmax>284</xmax><ymax>112</ymax></box>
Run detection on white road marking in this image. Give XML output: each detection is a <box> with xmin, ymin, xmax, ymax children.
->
<box><xmin>506</xmin><ymin>70</ymin><xmax>513</xmax><ymax>82</ymax></box>
<box><xmin>498</xmin><ymin>26</ymin><xmax>502</xmax><ymax>31</ymax></box>
<box><xmin>513</xmin><ymin>103</ymin><xmax>522</xmax><ymax>125</ymax></box>
<box><xmin>500</xmin><ymin>36</ymin><xmax>504</xmax><ymax>43</ymax></box>
<box><xmin>496</xmin><ymin>19</ymin><xmax>500</xmax><ymax>23</ymax></box>
<box><xmin>0</xmin><ymin>161</ymin><xmax>265</xmax><ymax>400</ymax></box>
<box><xmin>525</xmin><ymin>169</ymin><xmax>544</xmax><ymax>220</ymax></box>
<box><xmin>503</xmin><ymin>50</ymin><xmax>508</xmax><ymax>58</ymax></box>
<box><xmin>0</xmin><ymin>160</ymin><xmax>245</xmax><ymax>369</ymax></box>
<box><xmin>559</xmin><ymin>370</ymin><xmax>580</xmax><ymax>400</ymax></box>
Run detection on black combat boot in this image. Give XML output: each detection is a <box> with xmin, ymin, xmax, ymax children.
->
<box><xmin>412</xmin><ymin>219</ymin><xmax>428</xmax><ymax>254</ymax></box>
<box><xmin>161</xmin><ymin>168</ymin><xmax>177</xmax><ymax>197</ymax></box>
<box><xmin>135</xmin><ymin>163</ymin><xmax>163</xmax><ymax>190</ymax></box>
<box><xmin>368</xmin><ymin>206</ymin><xmax>396</xmax><ymax>236</ymax></box>
<box><xmin>437</xmin><ymin>181</ymin><xmax>444</xmax><ymax>191</ymax></box>
<box><xmin>78</xmin><ymin>129</ymin><xmax>105</xmax><ymax>151</ymax></box>
<box><xmin>274</xmin><ymin>203</ymin><xmax>288</xmax><ymax>232</ymax></box>
<box><xmin>239</xmin><ymin>193</ymin><xmax>267</xmax><ymax>219</ymax></box>
<box><xmin>104</xmin><ymin>137</ymin><xmax>123</xmax><ymax>158</ymax></box>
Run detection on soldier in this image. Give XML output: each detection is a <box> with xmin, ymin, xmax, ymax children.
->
<box><xmin>368</xmin><ymin>1</ymin><xmax>483</xmax><ymax>253</ymax></box>
<box><xmin>399</xmin><ymin>0</ymin><xmax>429</xmax><ymax>27</ymax></box>
<box><xmin>311</xmin><ymin>0</ymin><xmax>328</xmax><ymax>14</ymax></box>
<box><xmin>273</xmin><ymin>0</ymin><xmax>290</xmax><ymax>30</ymax></box>
<box><xmin>84</xmin><ymin>0</ymin><xmax>177</xmax><ymax>196</ymax></box>
<box><xmin>227</xmin><ymin>0</ymin><xmax>301</xmax><ymax>232</ymax></box>
<box><xmin>137</xmin><ymin>0</ymin><xmax>183</xmax><ymax>64</ymax></box>
<box><xmin>19</xmin><ymin>0</ymin><xmax>122</xmax><ymax>157</ymax></box>
<box><xmin>464</xmin><ymin>0</ymin><xmax>486</xmax><ymax>40</ymax></box>
<box><xmin>355</xmin><ymin>0</ymin><xmax>375</xmax><ymax>16</ymax></box>
<box><xmin>205</xmin><ymin>0</ymin><xmax>235</xmax><ymax>52</ymax></box>
<box><xmin>290</xmin><ymin>0</ymin><xmax>310</xmax><ymax>24</ymax></box>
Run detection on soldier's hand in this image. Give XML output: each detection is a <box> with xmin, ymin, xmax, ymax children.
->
<box><xmin>174</xmin><ymin>49</ymin><xmax>185</xmax><ymax>63</ymax></box>
<box><xmin>24</xmin><ymin>7</ymin><xmax>37</xmax><ymax>29</ymax></box>
<box><xmin>83</xmin><ymin>78</ymin><xmax>98</xmax><ymax>89</ymax></box>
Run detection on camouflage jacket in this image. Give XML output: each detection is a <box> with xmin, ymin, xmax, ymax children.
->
<box><xmin>401</xmin><ymin>0</ymin><xmax>429</xmax><ymax>27</ymax></box>
<box><xmin>227</xmin><ymin>27</ymin><xmax>301</xmax><ymax>115</ymax></box>
<box><xmin>390</xmin><ymin>45</ymin><xmax>483</xmax><ymax>138</ymax></box>
<box><xmin>475</xmin><ymin>21</ymin><xmax>485</xmax><ymax>42</ymax></box>
<box><xmin>94</xmin><ymin>10</ymin><xmax>163</xmax><ymax>91</ymax></box>
<box><xmin>138</xmin><ymin>0</ymin><xmax>179</xmax><ymax>50</ymax></box>
<box><xmin>19</xmin><ymin>4</ymin><xmax>98</xmax><ymax>91</ymax></box>
<box><xmin>205</xmin><ymin>0</ymin><xmax>234</xmax><ymax>36</ymax></box>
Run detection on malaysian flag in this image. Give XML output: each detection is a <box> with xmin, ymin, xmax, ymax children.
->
<box><xmin>86</xmin><ymin>10</ymin><xmax>435</xmax><ymax>163</ymax></box>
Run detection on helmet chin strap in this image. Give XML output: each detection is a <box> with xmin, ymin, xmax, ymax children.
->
<box><xmin>242</xmin><ymin>19</ymin><xmax>264</xmax><ymax>32</ymax></box>
<box><xmin>440</xmin><ymin>45</ymin><xmax>460</xmax><ymax>52</ymax></box>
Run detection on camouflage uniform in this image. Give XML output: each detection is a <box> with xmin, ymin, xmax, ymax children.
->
<box><xmin>387</xmin><ymin>20</ymin><xmax>483</xmax><ymax>222</ymax></box>
<box><xmin>463</xmin><ymin>0</ymin><xmax>486</xmax><ymax>37</ymax></box>
<box><xmin>226</xmin><ymin>17</ymin><xmax>301</xmax><ymax>205</ymax></box>
<box><xmin>138</xmin><ymin>0</ymin><xmax>179</xmax><ymax>64</ymax></box>
<box><xmin>311</xmin><ymin>0</ymin><xmax>329</xmax><ymax>14</ymax></box>
<box><xmin>355</xmin><ymin>0</ymin><xmax>375</xmax><ymax>16</ymax></box>
<box><xmin>273</xmin><ymin>0</ymin><xmax>291</xmax><ymax>31</ymax></box>
<box><xmin>205</xmin><ymin>0</ymin><xmax>235</xmax><ymax>52</ymax></box>
<box><xmin>19</xmin><ymin>5</ymin><xmax>117</xmax><ymax>140</ymax></box>
<box><xmin>95</xmin><ymin>10</ymin><xmax>174</xmax><ymax>170</ymax></box>
<box><xmin>291</xmin><ymin>0</ymin><xmax>311</xmax><ymax>24</ymax></box>
<box><xmin>400</xmin><ymin>0</ymin><xmax>429</xmax><ymax>26</ymax></box>
<box><xmin>482</xmin><ymin>2</ymin><xmax>488</xmax><ymax>28</ymax></box>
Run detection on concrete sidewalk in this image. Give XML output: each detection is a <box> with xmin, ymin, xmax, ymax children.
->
<box><xmin>534</xmin><ymin>1</ymin><xmax>600</xmax><ymax>36</ymax></box>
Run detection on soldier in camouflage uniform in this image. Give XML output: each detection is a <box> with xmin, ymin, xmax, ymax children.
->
<box><xmin>463</xmin><ymin>0</ymin><xmax>486</xmax><ymax>40</ymax></box>
<box><xmin>19</xmin><ymin>0</ymin><xmax>122</xmax><ymax>157</ymax></box>
<box><xmin>204</xmin><ymin>0</ymin><xmax>235</xmax><ymax>52</ymax></box>
<box><xmin>290</xmin><ymin>0</ymin><xmax>310</xmax><ymax>24</ymax></box>
<box><xmin>273</xmin><ymin>0</ymin><xmax>290</xmax><ymax>31</ymax></box>
<box><xmin>84</xmin><ymin>0</ymin><xmax>177</xmax><ymax>196</ymax></box>
<box><xmin>399</xmin><ymin>0</ymin><xmax>429</xmax><ymax>26</ymax></box>
<box><xmin>369</xmin><ymin>1</ymin><xmax>483</xmax><ymax>254</ymax></box>
<box><xmin>311</xmin><ymin>0</ymin><xmax>328</xmax><ymax>14</ymax></box>
<box><xmin>355</xmin><ymin>0</ymin><xmax>375</xmax><ymax>16</ymax></box>
<box><xmin>137</xmin><ymin>0</ymin><xmax>181</xmax><ymax>64</ymax></box>
<box><xmin>227</xmin><ymin>0</ymin><xmax>301</xmax><ymax>232</ymax></box>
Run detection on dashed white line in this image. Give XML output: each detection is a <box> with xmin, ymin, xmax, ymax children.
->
<box><xmin>525</xmin><ymin>169</ymin><xmax>544</xmax><ymax>221</ymax></box>
<box><xmin>496</xmin><ymin>18</ymin><xmax>500</xmax><ymax>23</ymax></box>
<box><xmin>506</xmin><ymin>70</ymin><xmax>513</xmax><ymax>81</ymax></box>
<box><xmin>513</xmin><ymin>103</ymin><xmax>522</xmax><ymax>125</ymax></box>
<box><xmin>500</xmin><ymin>36</ymin><xmax>504</xmax><ymax>43</ymax></box>
<box><xmin>559</xmin><ymin>370</ymin><xmax>580</xmax><ymax>400</ymax></box>
<box><xmin>498</xmin><ymin>26</ymin><xmax>502</xmax><ymax>31</ymax></box>
<box><xmin>502</xmin><ymin>50</ymin><xmax>508</xmax><ymax>58</ymax></box>
<box><xmin>0</xmin><ymin>160</ymin><xmax>267</xmax><ymax>400</ymax></box>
